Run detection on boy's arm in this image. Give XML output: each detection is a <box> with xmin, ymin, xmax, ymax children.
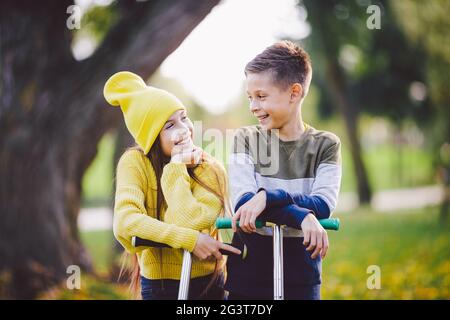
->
<box><xmin>228</xmin><ymin>129</ymin><xmax>259</xmax><ymax>209</ymax></box>
<box><xmin>235</xmin><ymin>191</ymin><xmax>312</xmax><ymax>229</ymax></box>
<box><xmin>257</xmin><ymin>189</ymin><xmax>331</xmax><ymax>220</ymax></box>
<box><xmin>258</xmin><ymin>138</ymin><xmax>342</xmax><ymax>219</ymax></box>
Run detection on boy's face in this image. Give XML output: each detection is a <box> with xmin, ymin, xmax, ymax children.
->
<box><xmin>245</xmin><ymin>71</ymin><xmax>301</xmax><ymax>130</ymax></box>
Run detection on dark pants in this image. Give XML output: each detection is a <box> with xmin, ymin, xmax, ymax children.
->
<box><xmin>141</xmin><ymin>273</ymin><xmax>225</xmax><ymax>300</ymax></box>
<box><xmin>227</xmin><ymin>284</ymin><xmax>321</xmax><ymax>300</ymax></box>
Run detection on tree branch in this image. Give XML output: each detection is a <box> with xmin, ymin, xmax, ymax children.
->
<box><xmin>61</xmin><ymin>0</ymin><xmax>221</xmax><ymax>143</ymax></box>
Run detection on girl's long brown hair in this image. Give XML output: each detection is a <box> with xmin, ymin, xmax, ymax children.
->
<box><xmin>118</xmin><ymin>137</ymin><xmax>231</xmax><ymax>299</ymax></box>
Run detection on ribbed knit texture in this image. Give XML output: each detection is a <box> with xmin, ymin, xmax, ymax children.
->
<box><xmin>114</xmin><ymin>149</ymin><xmax>226</xmax><ymax>280</ymax></box>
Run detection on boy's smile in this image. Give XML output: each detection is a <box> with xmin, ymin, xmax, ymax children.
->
<box><xmin>255</xmin><ymin>113</ymin><xmax>270</xmax><ymax>124</ymax></box>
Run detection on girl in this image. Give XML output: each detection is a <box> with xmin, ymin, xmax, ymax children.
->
<box><xmin>103</xmin><ymin>71</ymin><xmax>240</xmax><ymax>300</ymax></box>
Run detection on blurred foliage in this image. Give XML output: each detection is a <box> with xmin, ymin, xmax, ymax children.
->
<box><xmin>391</xmin><ymin>0</ymin><xmax>450</xmax><ymax>165</ymax></box>
<box><xmin>301</xmin><ymin>0</ymin><xmax>432</xmax><ymax>124</ymax></box>
<box><xmin>77</xmin><ymin>3</ymin><xmax>118</xmax><ymax>43</ymax></box>
<box><xmin>323</xmin><ymin>205</ymin><xmax>450</xmax><ymax>299</ymax></box>
<box><xmin>39</xmin><ymin>274</ymin><xmax>128</xmax><ymax>300</ymax></box>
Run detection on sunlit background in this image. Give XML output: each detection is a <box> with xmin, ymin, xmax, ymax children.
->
<box><xmin>1</xmin><ymin>0</ymin><xmax>449</xmax><ymax>300</ymax></box>
<box><xmin>75</xmin><ymin>0</ymin><xmax>310</xmax><ymax>113</ymax></box>
<box><xmin>73</xmin><ymin>0</ymin><xmax>450</xmax><ymax>300</ymax></box>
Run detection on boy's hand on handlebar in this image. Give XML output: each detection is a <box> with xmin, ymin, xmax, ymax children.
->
<box><xmin>193</xmin><ymin>233</ymin><xmax>241</xmax><ymax>260</ymax></box>
<box><xmin>232</xmin><ymin>190</ymin><xmax>267</xmax><ymax>233</ymax></box>
<box><xmin>301</xmin><ymin>213</ymin><xmax>329</xmax><ymax>260</ymax></box>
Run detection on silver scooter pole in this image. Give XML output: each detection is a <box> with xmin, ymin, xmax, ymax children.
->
<box><xmin>216</xmin><ymin>217</ymin><xmax>340</xmax><ymax>300</ymax></box>
<box><xmin>177</xmin><ymin>249</ymin><xmax>192</xmax><ymax>300</ymax></box>
<box><xmin>273</xmin><ymin>225</ymin><xmax>284</xmax><ymax>300</ymax></box>
<box><xmin>132</xmin><ymin>236</ymin><xmax>192</xmax><ymax>300</ymax></box>
<box><xmin>132</xmin><ymin>236</ymin><xmax>244</xmax><ymax>300</ymax></box>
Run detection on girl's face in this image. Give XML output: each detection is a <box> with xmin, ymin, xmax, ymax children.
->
<box><xmin>159</xmin><ymin>109</ymin><xmax>194</xmax><ymax>157</ymax></box>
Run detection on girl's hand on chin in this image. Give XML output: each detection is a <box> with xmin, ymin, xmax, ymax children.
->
<box><xmin>170</xmin><ymin>145</ymin><xmax>203</xmax><ymax>168</ymax></box>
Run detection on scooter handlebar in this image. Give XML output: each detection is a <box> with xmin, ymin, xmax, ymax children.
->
<box><xmin>215</xmin><ymin>217</ymin><xmax>340</xmax><ymax>231</ymax></box>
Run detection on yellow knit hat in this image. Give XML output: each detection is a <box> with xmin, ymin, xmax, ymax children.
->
<box><xmin>103</xmin><ymin>71</ymin><xmax>186</xmax><ymax>154</ymax></box>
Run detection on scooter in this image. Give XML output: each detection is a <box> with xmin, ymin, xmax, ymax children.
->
<box><xmin>215</xmin><ymin>217</ymin><xmax>340</xmax><ymax>300</ymax></box>
<box><xmin>132</xmin><ymin>217</ymin><xmax>339</xmax><ymax>300</ymax></box>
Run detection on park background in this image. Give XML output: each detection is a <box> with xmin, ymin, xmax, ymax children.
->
<box><xmin>0</xmin><ymin>0</ymin><xmax>449</xmax><ymax>299</ymax></box>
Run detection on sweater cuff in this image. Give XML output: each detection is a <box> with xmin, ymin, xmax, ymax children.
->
<box><xmin>258</xmin><ymin>188</ymin><xmax>294</xmax><ymax>209</ymax></box>
<box><xmin>183</xmin><ymin>229</ymin><xmax>200</xmax><ymax>253</ymax></box>
<box><xmin>260</xmin><ymin>204</ymin><xmax>312</xmax><ymax>229</ymax></box>
<box><xmin>235</xmin><ymin>192</ymin><xmax>256</xmax><ymax>212</ymax></box>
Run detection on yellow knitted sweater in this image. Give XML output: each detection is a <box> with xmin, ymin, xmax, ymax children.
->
<box><xmin>113</xmin><ymin>149</ymin><xmax>227</xmax><ymax>280</ymax></box>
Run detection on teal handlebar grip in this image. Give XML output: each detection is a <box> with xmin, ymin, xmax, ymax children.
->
<box><xmin>216</xmin><ymin>218</ymin><xmax>265</xmax><ymax>229</ymax></box>
<box><xmin>319</xmin><ymin>218</ymin><xmax>340</xmax><ymax>230</ymax></box>
<box><xmin>215</xmin><ymin>217</ymin><xmax>340</xmax><ymax>231</ymax></box>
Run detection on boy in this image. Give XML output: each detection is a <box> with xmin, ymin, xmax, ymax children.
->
<box><xmin>225</xmin><ymin>41</ymin><xmax>342</xmax><ymax>300</ymax></box>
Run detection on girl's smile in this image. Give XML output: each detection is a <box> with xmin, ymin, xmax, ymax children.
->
<box><xmin>159</xmin><ymin>109</ymin><xmax>195</xmax><ymax>157</ymax></box>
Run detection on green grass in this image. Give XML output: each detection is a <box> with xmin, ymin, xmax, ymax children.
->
<box><xmin>38</xmin><ymin>230</ymin><xmax>129</xmax><ymax>300</ymax></box>
<box><xmin>39</xmin><ymin>274</ymin><xmax>129</xmax><ymax>300</ymax></box>
<box><xmin>81</xmin><ymin>133</ymin><xmax>115</xmax><ymax>207</ymax></box>
<box><xmin>322</xmin><ymin>206</ymin><xmax>450</xmax><ymax>299</ymax></box>
<box><xmin>340</xmin><ymin>143</ymin><xmax>434</xmax><ymax>193</ymax></box>
<box><xmin>80</xmin><ymin>230</ymin><xmax>115</xmax><ymax>274</ymax></box>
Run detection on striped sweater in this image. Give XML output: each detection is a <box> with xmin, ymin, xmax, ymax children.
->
<box><xmin>225</xmin><ymin>124</ymin><xmax>342</xmax><ymax>298</ymax></box>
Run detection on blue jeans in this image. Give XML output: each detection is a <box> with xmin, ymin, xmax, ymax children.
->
<box><xmin>228</xmin><ymin>284</ymin><xmax>321</xmax><ymax>300</ymax></box>
<box><xmin>141</xmin><ymin>273</ymin><xmax>225</xmax><ymax>300</ymax></box>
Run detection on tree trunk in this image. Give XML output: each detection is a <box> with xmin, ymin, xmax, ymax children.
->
<box><xmin>0</xmin><ymin>0</ymin><xmax>220</xmax><ymax>299</ymax></box>
<box><xmin>325</xmin><ymin>60</ymin><xmax>372</xmax><ymax>204</ymax></box>
<box><xmin>302</xmin><ymin>0</ymin><xmax>373</xmax><ymax>204</ymax></box>
<box><xmin>439</xmin><ymin>127</ymin><xmax>450</xmax><ymax>224</ymax></box>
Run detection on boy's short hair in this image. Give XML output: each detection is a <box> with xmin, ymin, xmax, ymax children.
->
<box><xmin>245</xmin><ymin>40</ymin><xmax>312</xmax><ymax>98</ymax></box>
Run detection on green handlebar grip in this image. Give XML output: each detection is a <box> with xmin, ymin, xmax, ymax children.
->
<box><xmin>216</xmin><ymin>218</ymin><xmax>265</xmax><ymax>229</ymax></box>
<box><xmin>215</xmin><ymin>217</ymin><xmax>340</xmax><ymax>231</ymax></box>
<box><xmin>319</xmin><ymin>218</ymin><xmax>340</xmax><ymax>230</ymax></box>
